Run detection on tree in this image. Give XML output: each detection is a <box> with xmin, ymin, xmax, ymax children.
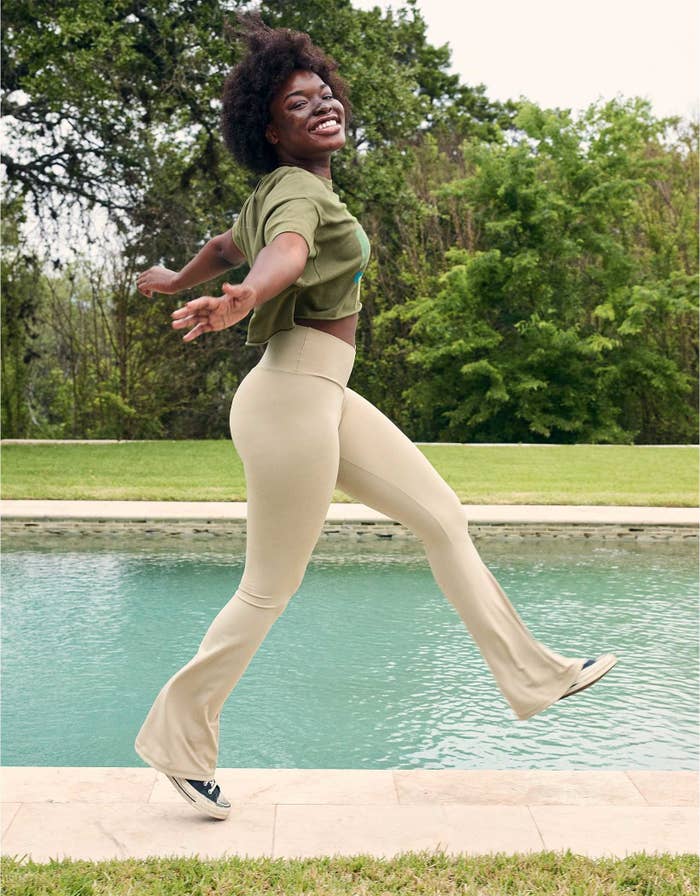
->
<box><xmin>1</xmin><ymin>198</ymin><xmax>44</xmax><ymax>436</ymax></box>
<box><xmin>373</xmin><ymin>99</ymin><xmax>698</xmax><ymax>443</ymax></box>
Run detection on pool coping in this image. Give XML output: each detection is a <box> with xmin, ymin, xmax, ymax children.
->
<box><xmin>1</xmin><ymin>767</ymin><xmax>697</xmax><ymax>861</ymax></box>
<box><xmin>1</xmin><ymin>499</ymin><xmax>698</xmax><ymax>525</ymax></box>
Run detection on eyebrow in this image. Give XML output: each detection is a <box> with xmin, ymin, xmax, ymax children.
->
<box><xmin>284</xmin><ymin>83</ymin><xmax>330</xmax><ymax>102</ymax></box>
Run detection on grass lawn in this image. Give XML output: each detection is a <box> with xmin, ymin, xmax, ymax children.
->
<box><xmin>1</xmin><ymin>850</ymin><xmax>697</xmax><ymax>895</ymax></box>
<box><xmin>2</xmin><ymin>440</ymin><xmax>698</xmax><ymax>507</ymax></box>
<box><xmin>0</xmin><ymin>441</ymin><xmax>697</xmax><ymax>505</ymax></box>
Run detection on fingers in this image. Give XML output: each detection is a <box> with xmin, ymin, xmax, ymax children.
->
<box><xmin>221</xmin><ymin>282</ymin><xmax>250</xmax><ymax>300</ymax></box>
<box><xmin>221</xmin><ymin>282</ymin><xmax>247</xmax><ymax>301</ymax></box>
<box><xmin>136</xmin><ymin>275</ymin><xmax>152</xmax><ymax>298</ymax></box>
<box><xmin>137</xmin><ymin>266</ymin><xmax>172</xmax><ymax>297</ymax></box>
<box><xmin>222</xmin><ymin>282</ymin><xmax>257</xmax><ymax>311</ymax></box>
<box><xmin>171</xmin><ymin>296</ymin><xmax>221</xmax><ymax>341</ymax></box>
<box><xmin>171</xmin><ymin>296</ymin><xmax>219</xmax><ymax>319</ymax></box>
<box><xmin>171</xmin><ymin>314</ymin><xmax>212</xmax><ymax>340</ymax></box>
<box><xmin>136</xmin><ymin>270</ymin><xmax>156</xmax><ymax>298</ymax></box>
<box><xmin>181</xmin><ymin>321</ymin><xmax>210</xmax><ymax>342</ymax></box>
<box><xmin>171</xmin><ymin>312</ymin><xmax>210</xmax><ymax>331</ymax></box>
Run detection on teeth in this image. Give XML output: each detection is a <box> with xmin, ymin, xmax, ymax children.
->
<box><xmin>312</xmin><ymin>120</ymin><xmax>339</xmax><ymax>132</ymax></box>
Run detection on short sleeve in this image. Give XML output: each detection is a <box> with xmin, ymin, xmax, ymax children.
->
<box><xmin>263</xmin><ymin>197</ymin><xmax>320</xmax><ymax>259</ymax></box>
<box><xmin>231</xmin><ymin>215</ymin><xmax>245</xmax><ymax>258</ymax></box>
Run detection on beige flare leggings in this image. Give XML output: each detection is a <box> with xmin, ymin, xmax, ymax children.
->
<box><xmin>134</xmin><ymin>324</ymin><xmax>584</xmax><ymax>779</ymax></box>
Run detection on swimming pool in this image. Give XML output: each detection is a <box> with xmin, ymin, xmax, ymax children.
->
<box><xmin>1</xmin><ymin>529</ymin><xmax>697</xmax><ymax>771</ymax></box>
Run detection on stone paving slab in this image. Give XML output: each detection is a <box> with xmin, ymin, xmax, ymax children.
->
<box><xmin>1</xmin><ymin>499</ymin><xmax>697</xmax><ymax>525</ymax></box>
<box><xmin>393</xmin><ymin>769</ymin><xmax>649</xmax><ymax>805</ymax></box>
<box><xmin>1</xmin><ymin>768</ymin><xmax>697</xmax><ymax>861</ymax></box>
<box><xmin>273</xmin><ymin>804</ymin><xmax>544</xmax><ymax>859</ymax></box>
<box><xmin>529</xmin><ymin>806</ymin><xmax>699</xmax><ymax>859</ymax></box>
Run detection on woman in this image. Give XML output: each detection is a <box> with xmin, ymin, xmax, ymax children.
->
<box><xmin>134</xmin><ymin>20</ymin><xmax>618</xmax><ymax>821</ymax></box>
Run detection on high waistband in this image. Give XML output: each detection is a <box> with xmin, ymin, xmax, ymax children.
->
<box><xmin>258</xmin><ymin>324</ymin><xmax>356</xmax><ymax>389</ymax></box>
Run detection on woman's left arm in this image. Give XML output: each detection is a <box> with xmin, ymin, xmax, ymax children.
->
<box><xmin>137</xmin><ymin>230</ymin><xmax>246</xmax><ymax>297</ymax></box>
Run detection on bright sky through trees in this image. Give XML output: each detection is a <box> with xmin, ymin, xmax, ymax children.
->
<box><xmin>352</xmin><ymin>0</ymin><xmax>698</xmax><ymax>121</ymax></box>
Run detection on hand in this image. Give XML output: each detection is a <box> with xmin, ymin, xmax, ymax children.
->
<box><xmin>171</xmin><ymin>282</ymin><xmax>257</xmax><ymax>342</ymax></box>
<box><xmin>137</xmin><ymin>265</ymin><xmax>180</xmax><ymax>297</ymax></box>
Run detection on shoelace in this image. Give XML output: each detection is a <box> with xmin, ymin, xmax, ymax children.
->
<box><xmin>203</xmin><ymin>779</ymin><xmax>218</xmax><ymax>797</ymax></box>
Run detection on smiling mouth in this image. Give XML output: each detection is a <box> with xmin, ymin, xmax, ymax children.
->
<box><xmin>310</xmin><ymin>117</ymin><xmax>342</xmax><ymax>134</ymax></box>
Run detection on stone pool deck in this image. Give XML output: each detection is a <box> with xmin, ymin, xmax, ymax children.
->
<box><xmin>2</xmin><ymin>500</ymin><xmax>697</xmax><ymax>544</ymax></box>
<box><xmin>1</xmin><ymin>768</ymin><xmax>698</xmax><ymax>862</ymax></box>
<box><xmin>1</xmin><ymin>499</ymin><xmax>698</xmax><ymax>526</ymax></box>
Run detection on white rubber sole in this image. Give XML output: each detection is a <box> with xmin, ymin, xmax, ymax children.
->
<box><xmin>165</xmin><ymin>775</ymin><xmax>231</xmax><ymax>820</ymax></box>
<box><xmin>559</xmin><ymin>653</ymin><xmax>619</xmax><ymax>700</ymax></box>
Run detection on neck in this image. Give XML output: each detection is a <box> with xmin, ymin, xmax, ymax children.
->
<box><xmin>275</xmin><ymin>151</ymin><xmax>332</xmax><ymax>180</ymax></box>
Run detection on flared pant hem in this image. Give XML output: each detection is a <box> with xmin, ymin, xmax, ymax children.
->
<box><xmin>134</xmin><ymin>739</ymin><xmax>216</xmax><ymax>781</ymax></box>
<box><xmin>511</xmin><ymin>659</ymin><xmax>585</xmax><ymax>721</ymax></box>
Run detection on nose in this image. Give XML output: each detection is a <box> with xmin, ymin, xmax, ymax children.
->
<box><xmin>314</xmin><ymin>98</ymin><xmax>332</xmax><ymax>115</ymax></box>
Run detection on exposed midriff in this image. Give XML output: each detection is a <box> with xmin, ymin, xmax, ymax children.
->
<box><xmin>293</xmin><ymin>312</ymin><xmax>359</xmax><ymax>348</ymax></box>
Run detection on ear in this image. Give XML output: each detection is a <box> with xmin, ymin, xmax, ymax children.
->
<box><xmin>265</xmin><ymin>123</ymin><xmax>279</xmax><ymax>145</ymax></box>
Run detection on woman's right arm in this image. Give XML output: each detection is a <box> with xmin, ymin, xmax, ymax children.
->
<box><xmin>136</xmin><ymin>230</ymin><xmax>246</xmax><ymax>297</ymax></box>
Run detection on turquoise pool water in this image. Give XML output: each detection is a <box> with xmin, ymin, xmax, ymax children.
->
<box><xmin>1</xmin><ymin>530</ymin><xmax>697</xmax><ymax>771</ymax></box>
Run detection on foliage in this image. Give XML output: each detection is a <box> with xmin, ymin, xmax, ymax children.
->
<box><xmin>366</xmin><ymin>99</ymin><xmax>698</xmax><ymax>443</ymax></box>
<box><xmin>1</xmin><ymin>197</ymin><xmax>45</xmax><ymax>436</ymax></box>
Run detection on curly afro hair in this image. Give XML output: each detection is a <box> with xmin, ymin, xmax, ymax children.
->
<box><xmin>221</xmin><ymin>13</ymin><xmax>352</xmax><ymax>175</ymax></box>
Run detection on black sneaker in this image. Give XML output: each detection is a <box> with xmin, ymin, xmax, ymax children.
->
<box><xmin>166</xmin><ymin>775</ymin><xmax>231</xmax><ymax>820</ymax></box>
<box><xmin>558</xmin><ymin>654</ymin><xmax>618</xmax><ymax>701</ymax></box>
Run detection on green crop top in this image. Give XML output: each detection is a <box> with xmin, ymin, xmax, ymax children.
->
<box><xmin>231</xmin><ymin>165</ymin><xmax>371</xmax><ymax>346</ymax></box>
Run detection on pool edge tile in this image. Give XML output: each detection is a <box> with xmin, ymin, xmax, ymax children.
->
<box><xmin>625</xmin><ymin>770</ymin><xmax>699</xmax><ymax>806</ymax></box>
<box><xmin>150</xmin><ymin>768</ymin><xmax>399</xmax><ymax>806</ymax></box>
<box><xmin>0</xmin><ymin>767</ymin><xmax>158</xmax><ymax>804</ymax></box>
<box><xmin>393</xmin><ymin>769</ymin><xmax>648</xmax><ymax>806</ymax></box>
<box><xmin>0</xmin><ymin>801</ymin><xmax>275</xmax><ymax>862</ymax></box>
<box><xmin>272</xmin><ymin>803</ymin><xmax>544</xmax><ymax>859</ymax></box>
<box><xmin>1</xmin><ymin>803</ymin><xmax>22</xmax><ymax>839</ymax></box>
<box><xmin>2</xmin><ymin>499</ymin><xmax>697</xmax><ymax>526</ymax></box>
<box><xmin>531</xmin><ymin>805</ymin><xmax>699</xmax><ymax>857</ymax></box>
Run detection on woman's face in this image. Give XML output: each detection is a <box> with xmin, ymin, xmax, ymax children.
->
<box><xmin>266</xmin><ymin>70</ymin><xmax>346</xmax><ymax>166</ymax></box>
